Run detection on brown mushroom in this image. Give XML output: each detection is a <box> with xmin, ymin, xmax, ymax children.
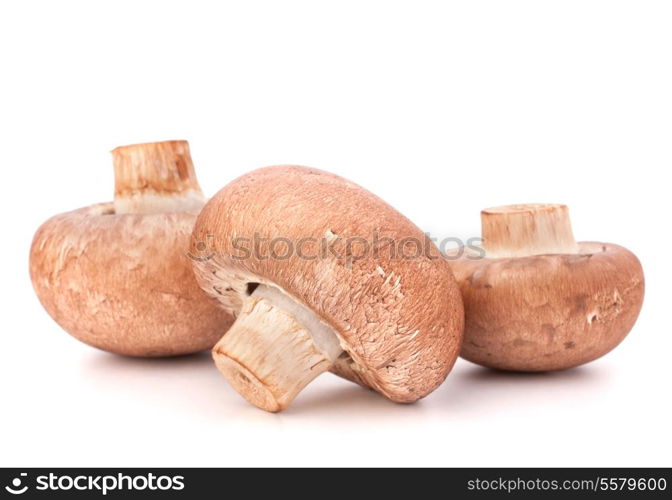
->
<box><xmin>448</xmin><ymin>203</ymin><xmax>644</xmax><ymax>371</ymax></box>
<box><xmin>29</xmin><ymin>140</ymin><xmax>234</xmax><ymax>356</ymax></box>
<box><xmin>190</xmin><ymin>165</ymin><xmax>464</xmax><ymax>412</ymax></box>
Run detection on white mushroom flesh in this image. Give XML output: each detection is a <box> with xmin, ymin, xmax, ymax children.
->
<box><xmin>212</xmin><ymin>284</ymin><xmax>344</xmax><ymax>412</ymax></box>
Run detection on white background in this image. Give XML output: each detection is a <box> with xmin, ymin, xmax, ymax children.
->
<box><xmin>1</xmin><ymin>1</ymin><xmax>670</xmax><ymax>467</ymax></box>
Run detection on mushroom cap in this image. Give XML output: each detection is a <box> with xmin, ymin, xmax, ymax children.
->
<box><xmin>30</xmin><ymin>203</ymin><xmax>233</xmax><ymax>356</ymax></box>
<box><xmin>191</xmin><ymin>165</ymin><xmax>464</xmax><ymax>402</ymax></box>
<box><xmin>450</xmin><ymin>242</ymin><xmax>644</xmax><ymax>371</ymax></box>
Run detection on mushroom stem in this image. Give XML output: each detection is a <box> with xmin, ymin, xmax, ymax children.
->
<box><xmin>481</xmin><ymin>203</ymin><xmax>579</xmax><ymax>258</ymax></box>
<box><xmin>213</xmin><ymin>285</ymin><xmax>344</xmax><ymax>412</ymax></box>
<box><xmin>112</xmin><ymin>140</ymin><xmax>205</xmax><ymax>214</ymax></box>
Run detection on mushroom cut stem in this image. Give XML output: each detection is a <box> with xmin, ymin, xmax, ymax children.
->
<box><xmin>112</xmin><ymin>140</ymin><xmax>205</xmax><ymax>215</ymax></box>
<box><xmin>213</xmin><ymin>285</ymin><xmax>344</xmax><ymax>412</ymax></box>
<box><xmin>481</xmin><ymin>203</ymin><xmax>579</xmax><ymax>258</ymax></box>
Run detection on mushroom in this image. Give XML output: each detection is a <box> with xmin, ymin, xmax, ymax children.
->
<box><xmin>29</xmin><ymin>140</ymin><xmax>233</xmax><ymax>356</ymax></box>
<box><xmin>190</xmin><ymin>165</ymin><xmax>464</xmax><ymax>411</ymax></box>
<box><xmin>447</xmin><ymin>203</ymin><xmax>644</xmax><ymax>371</ymax></box>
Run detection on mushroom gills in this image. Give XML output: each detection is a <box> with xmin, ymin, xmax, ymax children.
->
<box><xmin>212</xmin><ymin>284</ymin><xmax>344</xmax><ymax>412</ymax></box>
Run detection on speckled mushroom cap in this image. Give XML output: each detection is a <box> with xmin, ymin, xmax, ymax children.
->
<box><xmin>448</xmin><ymin>204</ymin><xmax>644</xmax><ymax>371</ymax></box>
<box><xmin>191</xmin><ymin>165</ymin><xmax>464</xmax><ymax>403</ymax></box>
<box><xmin>29</xmin><ymin>141</ymin><xmax>233</xmax><ymax>356</ymax></box>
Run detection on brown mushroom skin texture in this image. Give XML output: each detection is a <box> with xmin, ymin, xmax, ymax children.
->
<box><xmin>191</xmin><ymin>165</ymin><xmax>464</xmax><ymax>403</ymax></box>
<box><xmin>451</xmin><ymin>242</ymin><xmax>644</xmax><ymax>371</ymax></box>
<box><xmin>30</xmin><ymin>203</ymin><xmax>233</xmax><ymax>356</ymax></box>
